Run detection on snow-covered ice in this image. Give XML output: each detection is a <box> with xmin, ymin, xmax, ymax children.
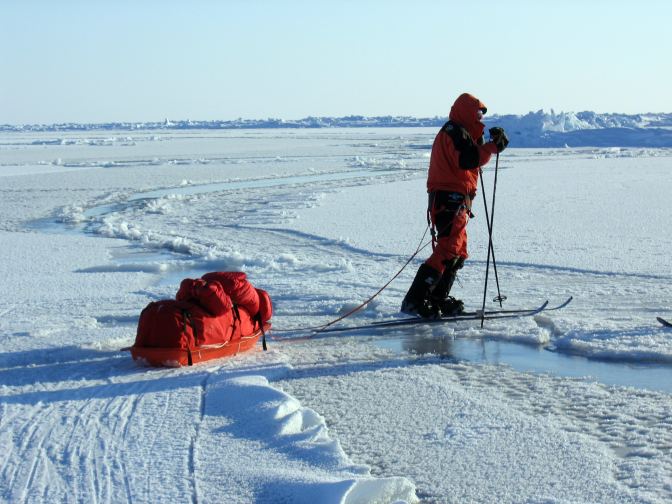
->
<box><xmin>1</xmin><ymin>128</ymin><xmax>671</xmax><ymax>503</ymax></box>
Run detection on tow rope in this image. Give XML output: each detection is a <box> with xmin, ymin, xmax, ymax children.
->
<box><xmin>270</xmin><ymin>226</ymin><xmax>433</xmax><ymax>339</ymax></box>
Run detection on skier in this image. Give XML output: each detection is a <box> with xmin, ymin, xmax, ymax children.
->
<box><xmin>401</xmin><ymin>93</ymin><xmax>509</xmax><ymax>318</ymax></box>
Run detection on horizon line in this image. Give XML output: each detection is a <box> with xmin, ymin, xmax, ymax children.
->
<box><xmin>2</xmin><ymin>109</ymin><xmax>670</xmax><ymax>128</ymax></box>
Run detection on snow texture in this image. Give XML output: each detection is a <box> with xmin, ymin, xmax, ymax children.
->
<box><xmin>1</xmin><ymin>126</ymin><xmax>671</xmax><ymax>503</ymax></box>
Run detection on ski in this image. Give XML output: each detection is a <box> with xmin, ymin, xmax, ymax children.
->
<box><xmin>318</xmin><ymin>301</ymin><xmax>548</xmax><ymax>334</ymax></box>
<box><xmin>366</xmin><ymin>295</ymin><xmax>573</xmax><ymax>329</ymax></box>
<box><xmin>657</xmin><ymin>317</ymin><xmax>672</xmax><ymax>328</ymax></box>
<box><xmin>318</xmin><ymin>297</ymin><xmax>572</xmax><ymax>334</ymax></box>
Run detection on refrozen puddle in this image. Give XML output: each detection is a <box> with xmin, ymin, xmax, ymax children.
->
<box><xmin>26</xmin><ymin>217</ymin><xmax>84</xmax><ymax>235</ymax></box>
<box><xmin>376</xmin><ymin>334</ymin><xmax>672</xmax><ymax>394</ymax></box>
<box><xmin>83</xmin><ymin>169</ymin><xmax>399</xmax><ymax>219</ymax></box>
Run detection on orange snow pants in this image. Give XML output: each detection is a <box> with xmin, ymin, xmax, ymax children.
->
<box><xmin>424</xmin><ymin>191</ymin><xmax>470</xmax><ymax>273</ymax></box>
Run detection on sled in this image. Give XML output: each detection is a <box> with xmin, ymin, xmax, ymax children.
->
<box><xmin>131</xmin><ymin>271</ymin><xmax>272</xmax><ymax>367</ymax></box>
<box><xmin>130</xmin><ymin>322</ymin><xmax>270</xmax><ymax>367</ymax></box>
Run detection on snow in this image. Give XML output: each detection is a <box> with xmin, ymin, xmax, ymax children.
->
<box><xmin>1</xmin><ymin>126</ymin><xmax>671</xmax><ymax>503</ymax></box>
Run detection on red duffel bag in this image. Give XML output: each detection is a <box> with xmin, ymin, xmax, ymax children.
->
<box><xmin>176</xmin><ymin>278</ymin><xmax>233</xmax><ymax>316</ymax></box>
<box><xmin>135</xmin><ymin>299</ymin><xmax>234</xmax><ymax>350</ymax></box>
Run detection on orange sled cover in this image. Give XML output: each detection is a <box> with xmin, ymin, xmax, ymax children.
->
<box><xmin>131</xmin><ymin>272</ymin><xmax>272</xmax><ymax>367</ymax></box>
<box><xmin>130</xmin><ymin>323</ymin><xmax>271</xmax><ymax>367</ymax></box>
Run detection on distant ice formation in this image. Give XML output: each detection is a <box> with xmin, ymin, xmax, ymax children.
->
<box><xmin>3</xmin><ymin>110</ymin><xmax>672</xmax><ymax>147</ymax></box>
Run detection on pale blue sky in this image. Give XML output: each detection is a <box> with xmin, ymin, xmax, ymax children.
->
<box><xmin>1</xmin><ymin>0</ymin><xmax>670</xmax><ymax>124</ymax></box>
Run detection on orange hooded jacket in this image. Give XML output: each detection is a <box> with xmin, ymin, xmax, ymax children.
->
<box><xmin>427</xmin><ymin>93</ymin><xmax>498</xmax><ymax>196</ymax></box>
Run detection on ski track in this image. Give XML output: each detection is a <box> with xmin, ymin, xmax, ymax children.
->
<box><xmin>1</xmin><ymin>360</ymin><xmax>211</xmax><ymax>503</ymax></box>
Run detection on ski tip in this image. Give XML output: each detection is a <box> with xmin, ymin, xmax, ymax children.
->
<box><xmin>550</xmin><ymin>296</ymin><xmax>573</xmax><ymax>310</ymax></box>
<box><xmin>657</xmin><ymin>317</ymin><xmax>672</xmax><ymax>328</ymax></box>
<box><xmin>561</xmin><ymin>295</ymin><xmax>573</xmax><ymax>306</ymax></box>
<box><xmin>537</xmin><ymin>300</ymin><xmax>550</xmax><ymax>312</ymax></box>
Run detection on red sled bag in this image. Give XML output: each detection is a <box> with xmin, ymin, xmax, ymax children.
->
<box><xmin>202</xmin><ymin>272</ymin><xmax>260</xmax><ymax>316</ymax></box>
<box><xmin>135</xmin><ymin>300</ymin><xmax>198</xmax><ymax>349</ymax></box>
<box><xmin>176</xmin><ymin>278</ymin><xmax>232</xmax><ymax>316</ymax></box>
<box><xmin>132</xmin><ymin>271</ymin><xmax>272</xmax><ymax>367</ymax></box>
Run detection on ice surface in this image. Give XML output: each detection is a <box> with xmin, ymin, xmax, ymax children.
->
<box><xmin>1</xmin><ymin>128</ymin><xmax>671</xmax><ymax>502</ymax></box>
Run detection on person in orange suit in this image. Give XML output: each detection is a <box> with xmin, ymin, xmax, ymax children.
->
<box><xmin>401</xmin><ymin>93</ymin><xmax>509</xmax><ymax>318</ymax></box>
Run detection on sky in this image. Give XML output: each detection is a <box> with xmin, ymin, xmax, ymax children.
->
<box><xmin>1</xmin><ymin>0</ymin><xmax>671</xmax><ymax>124</ymax></box>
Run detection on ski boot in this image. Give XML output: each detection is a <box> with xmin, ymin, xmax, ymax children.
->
<box><xmin>433</xmin><ymin>296</ymin><xmax>465</xmax><ymax>317</ymax></box>
<box><xmin>400</xmin><ymin>263</ymin><xmax>441</xmax><ymax>319</ymax></box>
<box><xmin>430</xmin><ymin>257</ymin><xmax>465</xmax><ymax>317</ymax></box>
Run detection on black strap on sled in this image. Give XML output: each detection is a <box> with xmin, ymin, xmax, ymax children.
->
<box><xmin>232</xmin><ymin>304</ymin><xmax>241</xmax><ymax>328</ymax></box>
<box><xmin>230</xmin><ymin>304</ymin><xmax>241</xmax><ymax>345</ymax></box>
<box><xmin>233</xmin><ymin>305</ymin><xmax>267</xmax><ymax>351</ymax></box>
<box><xmin>181</xmin><ymin>308</ymin><xmax>195</xmax><ymax>366</ymax></box>
<box><xmin>254</xmin><ymin>313</ymin><xmax>268</xmax><ymax>351</ymax></box>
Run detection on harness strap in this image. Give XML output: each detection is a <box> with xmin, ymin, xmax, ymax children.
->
<box><xmin>427</xmin><ymin>192</ymin><xmax>437</xmax><ymax>250</ymax></box>
<box><xmin>464</xmin><ymin>193</ymin><xmax>473</xmax><ymax>213</ymax></box>
<box><xmin>464</xmin><ymin>193</ymin><xmax>475</xmax><ymax>218</ymax></box>
<box><xmin>427</xmin><ymin>191</ymin><xmax>474</xmax><ymax>247</ymax></box>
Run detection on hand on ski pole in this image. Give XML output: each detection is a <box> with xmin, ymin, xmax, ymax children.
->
<box><xmin>489</xmin><ymin>127</ymin><xmax>509</xmax><ymax>152</ymax></box>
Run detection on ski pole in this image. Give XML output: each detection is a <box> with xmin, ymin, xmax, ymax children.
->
<box><xmin>488</xmin><ymin>152</ymin><xmax>505</xmax><ymax>306</ymax></box>
<box><xmin>479</xmin><ymin>169</ymin><xmax>493</xmax><ymax>328</ymax></box>
<box><xmin>479</xmin><ymin>153</ymin><xmax>506</xmax><ymax>327</ymax></box>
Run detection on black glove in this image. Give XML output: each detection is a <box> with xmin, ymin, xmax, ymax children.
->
<box><xmin>489</xmin><ymin>127</ymin><xmax>509</xmax><ymax>153</ymax></box>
